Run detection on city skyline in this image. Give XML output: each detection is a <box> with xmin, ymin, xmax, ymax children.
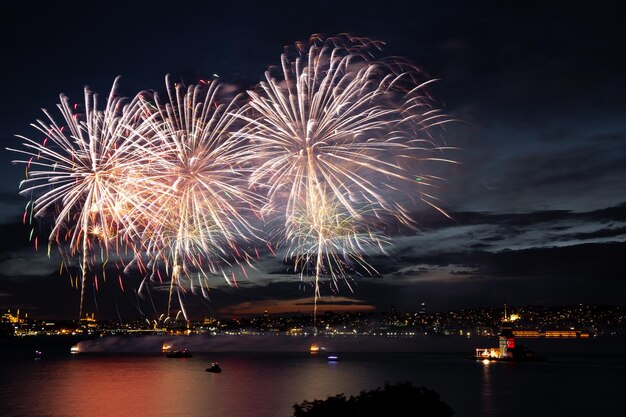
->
<box><xmin>4</xmin><ymin>303</ymin><xmax>624</xmax><ymax>338</ymax></box>
<box><xmin>1</xmin><ymin>1</ymin><xmax>625</xmax><ymax>319</ymax></box>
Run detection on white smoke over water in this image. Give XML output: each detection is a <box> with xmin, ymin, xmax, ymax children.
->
<box><xmin>74</xmin><ymin>334</ymin><xmax>478</xmax><ymax>353</ymax></box>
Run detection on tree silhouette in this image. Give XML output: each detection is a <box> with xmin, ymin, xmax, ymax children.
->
<box><xmin>293</xmin><ymin>382</ymin><xmax>454</xmax><ymax>417</ymax></box>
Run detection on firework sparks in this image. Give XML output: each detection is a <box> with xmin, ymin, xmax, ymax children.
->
<box><xmin>128</xmin><ymin>76</ymin><xmax>261</xmax><ymax>318</ymax></box>
<box><xmin>8</xmin><ymin>77</ymin><xmax>146</xmax><ymax>316</ymax></box>
<box><xmin>240</xmin><ymin>35</ymin><xmax>455</xmax><ymax>320</ymax></box>
<box><xmin>285</xmin><ymin>191</ymin><xmax>390</xmax><ymax>317</ymax></box>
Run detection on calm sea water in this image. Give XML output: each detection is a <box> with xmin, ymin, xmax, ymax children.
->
<box><xmin>1</xmin><ymin>335</ymin><xmax>624</xmax><ymax>417</ymax></box>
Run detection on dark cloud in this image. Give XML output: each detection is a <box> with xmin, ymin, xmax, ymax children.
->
<box><xmin>469</xmin><ymin>243</ymin><xmax>491</xmax><ymax>250</ymax></box>
<box><xmin>583</xmin><ymin>203</ymin><xmax>626</xmax><ymax>222</ymax></box>
<box><xmin>556</xmin><ymin>226</ymin><xmax>626</xmax><ymax>241</ymax></box>
<box><xmin>408</xmin><ymin>202</ymin><xmax>626</xmax><ymax>232</ymax></box>
<box><xmin>450</xmin><ymin>270</ymin><xmax>474</xmax><ymax>276</ymax></box>
<box><xmin>480</xmin><ymin>234</ymin><xmax>508</xmax><ymax>243</ymax></box>
<box><xmin>394</xmin><ymin>242</ymin><xmax>626</xmax><ymax>282</ymax></box>
<box><xmin>392</xmin><ymin>266</ymin><xmax>429</xmax><ymax>277</ymax></box>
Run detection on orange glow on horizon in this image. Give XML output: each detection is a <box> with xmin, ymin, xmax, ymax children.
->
<box><xmin>218</xmin><ymin>296</ymin><xmax>375</xmax><ymax>316</ymax></box>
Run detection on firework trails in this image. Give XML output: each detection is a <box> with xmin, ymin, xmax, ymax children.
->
<box><xmin>128</xmin><ymin>77</ymin><xmax>260</xmax><ymax>319</ymax></box>
<box><xmin>240</xmin><ymin>35</ymin><xmax>454</xmax><ymax>319</ymax></box>
<box><xmin>8</xmin><ymin>78</ymin><xmax>147</xmax><ymax>315</ymax></box>
<box><xmin>8</xmin><ymin>35</ymin><xmax>454</xmax><ymax>319</ymax></box>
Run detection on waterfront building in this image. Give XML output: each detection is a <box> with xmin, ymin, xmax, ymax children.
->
<box><xmin>475</xmin><ymin>305</ymin><xmax>536</xmax><ymax>361</ymax></box>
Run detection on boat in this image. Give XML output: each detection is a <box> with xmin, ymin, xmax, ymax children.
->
<box><xmin>474</xmin><ymin>344</ymin><xmax>542</xmax><ymax>362</ymax></box>
<box><xmin>166</xmin><ymin>349</ymin><xmax>192</xmax><ymax>358</ymax></box>
<box><xmin>205</xmin><ymin>362</ymin><xmax>222</xmax><ymax>373</ymax></box>
<box><xmin>309</xmin><ymin>343</ymin><xmax>326</xmax><ymax>355</ymax></box>
<box><xmin>327</xmin><ymin>355</ymin><xmax>339</xmax><ymax>362</ymax></box>
<box><xmin>32</xmin><ymin>350</ymin><xmax>43</xmax><ymax>360</ymax></box>
<box><xmin>70</xmin><ymin>345</ymin><xmax>80</xmax><ymax>354</ymax></box>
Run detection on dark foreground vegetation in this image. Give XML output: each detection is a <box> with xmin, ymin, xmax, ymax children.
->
<box><xmin>292</xmin><ymin>382</ymin><xmax>454</xmax><ymax>417</ymax></box>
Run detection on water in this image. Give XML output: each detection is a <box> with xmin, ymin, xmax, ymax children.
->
<box><xmin>1</xmin><ymin>336</ymin><xmax>624</xmax><ymax>417</ymax></box>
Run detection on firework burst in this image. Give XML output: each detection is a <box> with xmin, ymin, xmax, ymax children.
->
<box><xmin>128</xmin><ymin>76</ymin><xmax>261</xmax><ymax>318</ymax></box>
<box><xmin>8</xmin><ymin>77</ymin><xmax>145</xmax><ymax>316</ymax></box>
<box><xmin>240</xmin><ymin>35</ymin><xmax>455</xmax><ymax>319</ymax></box>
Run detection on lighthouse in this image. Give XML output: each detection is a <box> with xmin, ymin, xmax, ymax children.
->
<box><xmin>475</xmin><ymin>304</ymin><xmax>538</xmax><ymax>361</ymax></box>
<box><xmin>498</xmin><ymin>304</ymin><xmax>516</xmax><ymax>358</ymax></box>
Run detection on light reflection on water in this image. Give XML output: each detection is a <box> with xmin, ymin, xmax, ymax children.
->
<box><xmin>480</xmin><ymin>360</ymin><xmax>495</xmax><ymax>417</ymax></box>
<box><xmin>1</xmin><ymin>336</ymin><xmax>625</xmax><ymax>417</ymax></box>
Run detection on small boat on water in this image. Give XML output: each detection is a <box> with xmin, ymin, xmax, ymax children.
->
<box><xmin>474</xmin><ymin>344</ymin><xmax>542</xmax><ymax>362</ymax></box>
<box><xmin>327</xmin><ymin>355</ymin><xmax>339</xmax><ymax>362</ymax></box>
<box><xmin>205</xmin><ymin>363</ymin><xmax>222</xmax><ymax>373</ymax></box>
<box><xmin>32</xmin><ymin>350</ymin><xmax>43</xmax><ymax>360</ymax></box>
<box><xmin>166</xmin><ymin>349</ymin><xmax>192</xmax><ymax>358</ymax></box>
<box><xmin>309</xmin><ymin>343</ymin><xmax>326</xmax><ymax>355</ymax></box>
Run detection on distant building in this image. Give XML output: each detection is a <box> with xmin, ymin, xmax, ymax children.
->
<box><xmin>2</xmin><ymin>309</ymin><xmax>26</xmax><ymax>324</ymax></box>
<box><xmin>418</xmin><ymin>302</ymin><xmax>427</xmax><ymax>315</ymax></box>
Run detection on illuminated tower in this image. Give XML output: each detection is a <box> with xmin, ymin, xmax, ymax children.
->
<box><xmin>499</xmin><ymin>304</ymin><xmax>515</xmax><ymax>357</ymax></box>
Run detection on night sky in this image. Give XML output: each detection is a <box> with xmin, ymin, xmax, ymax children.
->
<box><xmin>1</xmin><ymin>1</ymin><xmax>625</xmax><ymax>319</ymax></box>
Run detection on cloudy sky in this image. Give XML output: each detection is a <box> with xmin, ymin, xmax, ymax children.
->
<box><xmin>1</xmin><ymin>1</ymin><xmax>625</xmax><ymax>319</ymax></box>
